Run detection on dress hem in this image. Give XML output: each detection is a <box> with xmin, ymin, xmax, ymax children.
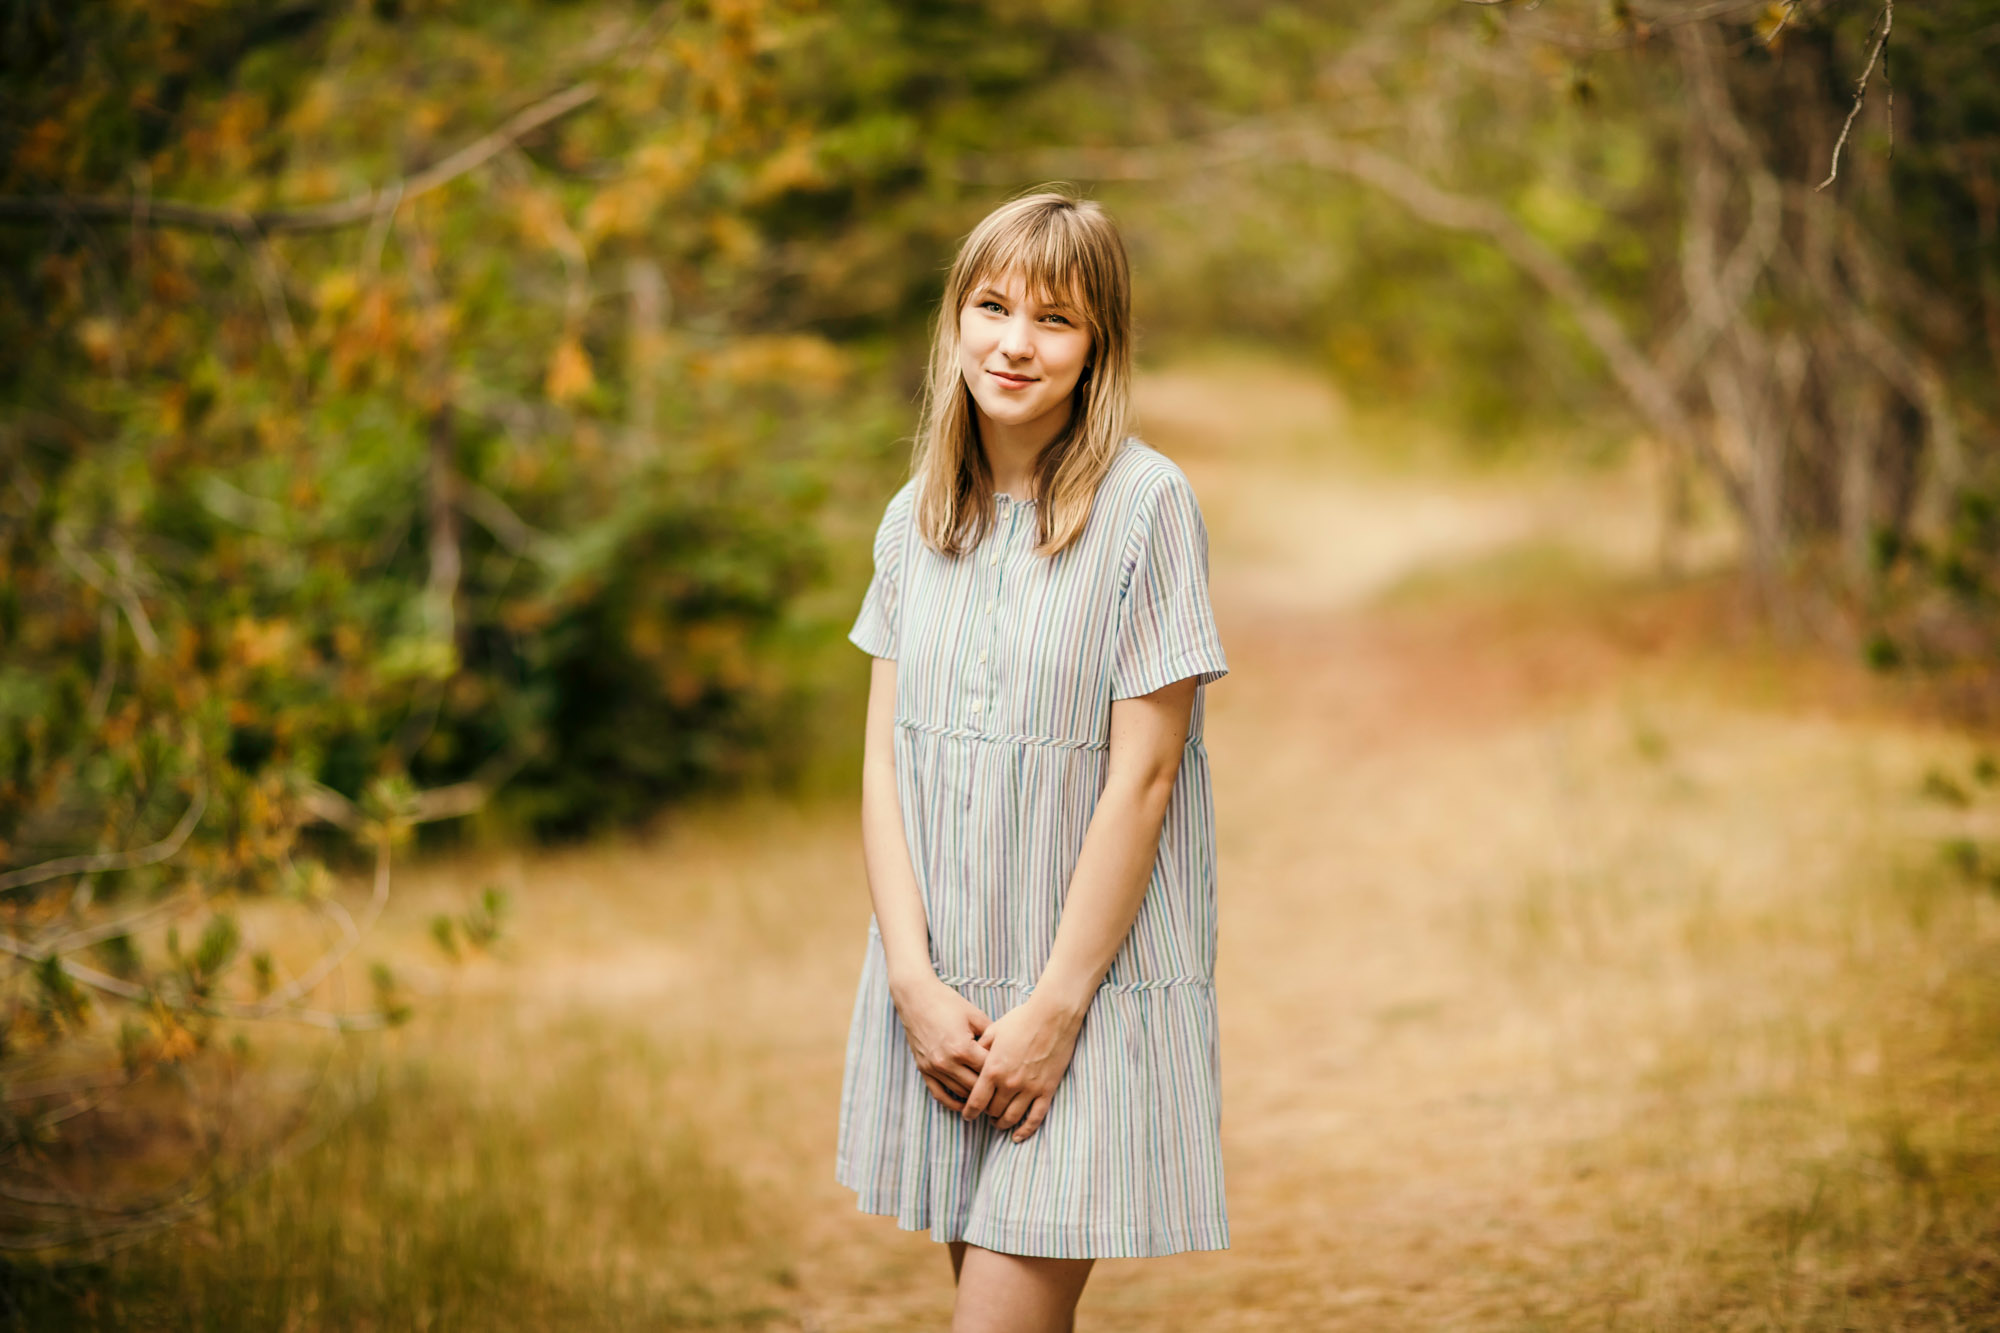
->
<box><xmin>832</xmin><ymin>1170</ymin><xmax>1231</xmax><ymax>1259</ymax></box>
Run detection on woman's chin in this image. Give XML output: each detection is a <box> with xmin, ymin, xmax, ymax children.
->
<box><xmin>973</xmin><ymin>393</ymin><xmax>1060</xmax><ymax>428</ymax></box>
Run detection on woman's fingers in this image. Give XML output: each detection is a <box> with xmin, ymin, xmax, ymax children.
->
<box><xmin>959</xmin><ymin>1068</ymin><xmax>998</xmax><ymax>1121</ymax></box>
<box><xmin>930</xmin><ymin>1043</ymin><xmax>983</xmax><ymax>1090</ymax></box>
<box><xmin>990</xmin><ymin>1088</ymin><xmax>1030</xmax><ymax>1129</ymax></box>
<box><xmin>921</xmin><ymin>1072</ymin><xmax>965</xmax><ymax>1111</ymax></box>
<box><xmin>1010</xmin><ymin>1095</ymin><xmax>1051</xmax><ymax>1143</ymax></box>
<box><xmin>938</xmin><ymin>1058</ymin><xmax>981</xmax><ymax>1095</ymax></box>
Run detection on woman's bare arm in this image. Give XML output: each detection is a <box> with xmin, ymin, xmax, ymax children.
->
<box><xmin>1033</xmin><ymin>675</ymin><xmax>1196</xmax><ymax>1013</ymax></box>
<box><xmin>959</xmin><ymin>674</ymin><xmax>1197</xmax><ymax>1140</ymax></box>
<box><xmin>860</xmin><ymin>655</ymin><xmax>992</xmax><ymax>1110</ymax></box>
<box><xmin>860</xmin><ymin>655</ymin><xmax>935</xmax><ymax>989</ymax></box>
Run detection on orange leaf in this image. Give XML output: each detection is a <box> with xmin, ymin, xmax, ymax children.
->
<box><xmin>546</xmin><ymin>336</ymin><xmax>595</xmax><ymax>404</ymax></box>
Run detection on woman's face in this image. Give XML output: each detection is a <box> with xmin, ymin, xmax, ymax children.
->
<box><xmin>956</xmin><ymin>269</ymin><xmax>1092</xmax><ymax>436</ymax></box>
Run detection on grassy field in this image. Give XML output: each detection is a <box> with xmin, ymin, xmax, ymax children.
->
<box><xmin>14</xmin><ymin>359</ymin><xmax>2000</xmax><ymax>1330</ymax></box>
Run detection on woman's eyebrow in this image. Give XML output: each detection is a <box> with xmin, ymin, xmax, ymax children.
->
<box><xmin>973</xmin><ymin>284</ymin><xmax>1080</xmax><ymax>318</ymax></box>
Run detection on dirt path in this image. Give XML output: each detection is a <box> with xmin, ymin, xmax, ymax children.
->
<box><xmin>379</xmin><ymin>361</ymin><xmax>1994</xmax><ymax>1330</ymax></box>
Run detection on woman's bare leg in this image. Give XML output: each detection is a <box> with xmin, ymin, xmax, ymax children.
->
<box><xmin>950</xmin><ymin>1244</ymin><xmax>1094</xmax><ymax>1333</ymax></box>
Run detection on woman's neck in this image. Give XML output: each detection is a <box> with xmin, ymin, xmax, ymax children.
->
<box><xmin>976</xmin><ymin>401</ymin><xmax>1069</xmax><ymax>497</ymax></box>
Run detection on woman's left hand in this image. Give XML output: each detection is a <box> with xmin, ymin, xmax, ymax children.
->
<box><xmin>959</xmin><ymin>994</ymin><xmax>1083</xmax><ymax>1143</ymax></box>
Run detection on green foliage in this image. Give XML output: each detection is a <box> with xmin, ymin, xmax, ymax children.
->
<box><xmin>431</xmin><ymin>884</ymin><xmax>507</xmax><ymax>961</ymax></box>
<box><xmin>7</xmin><ymin>0</ymin><xmax>2000</xmax><ymax>1265</ymax></box>
<box><xmin>0</xmin><ymin>0</ymin><xmax>926</xmax><ymax>1255</ymax></box>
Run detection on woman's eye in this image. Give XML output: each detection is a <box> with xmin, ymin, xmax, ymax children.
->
<box><xmin>1042</xmin><ymin>313</ymin><xmax>1072</xmax><ymax>326</ymax></box>
<box><xmin>980</xmin><ymin>300</ymin><xmax>1005</xmax><ymax>314</ymax></box>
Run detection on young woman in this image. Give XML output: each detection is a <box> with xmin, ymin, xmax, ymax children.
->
<box><xmin>837</xmin><ymin>190</ymin><xmax>1230</xmax><ymax>1333</ymax></box>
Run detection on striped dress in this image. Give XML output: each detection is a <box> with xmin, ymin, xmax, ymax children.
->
<box><xmin>836</xmin><ymin>436</ymin><xmax>1231</xmax><ymax>1260</ymax></box>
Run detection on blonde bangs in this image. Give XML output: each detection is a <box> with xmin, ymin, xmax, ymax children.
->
<box><xmin>962</xmin><ymin>222</ymin><xmax>1096</xmax><ymax>334</ymax></box>
<box><xmin>908</xmin><ymin>189</ymin><xmax>1134</xmax><ymax>561</ymax></box>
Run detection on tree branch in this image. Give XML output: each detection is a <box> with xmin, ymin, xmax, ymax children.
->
<box><xmin>0</xmin><ymin>82</ymin><xmax>599</xmax><ymax>236</ymax></box>
<box><xmin>959</xmin><ymin>127</ymin><xmax>1749</xmax><ymax>519</ymax></box>
<box><xmin>0</xmin><ymin>783</ymin><xmax>207</xmax><ymax>894</ymax></box>
<box><xmin>1817</xmin><ymin>0</ymin><xmax>1893</xmax><ymax>191</ymax></box>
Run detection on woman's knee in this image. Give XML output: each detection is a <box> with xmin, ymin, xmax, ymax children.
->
<box><xmin>950</xmin><ymin>1247</ymin><xmax>1094</xmax><ymax>1333</ymax></box>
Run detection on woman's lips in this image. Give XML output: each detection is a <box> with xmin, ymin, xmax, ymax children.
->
<box><xmin>988</xmin><ymin>370</ymin><xmax>1037</xmax><ymax>389</ymax></box>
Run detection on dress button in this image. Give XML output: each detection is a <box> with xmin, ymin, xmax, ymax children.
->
<box><xmin>976</xmin><ymin>649</ymin><xmax>987</xmax><ymax>663</ymax></box>
<box><xmin>989</xmin><ymin>555</ymin><xmax>999</xmax><ymax>566</ymax></box>
<box><xmin>984</xmin><ymin>598</ymin><xmax>995</xmax><ymax>613</ymax></box>
<box><xmin>969</xmin><ymin>700</ymin><xmax>982</xmax><ymax>714</ymax></box>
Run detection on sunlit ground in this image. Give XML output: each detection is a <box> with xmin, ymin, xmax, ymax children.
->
<box><xmin>19</xmin><ymin>357</ymin><xmax>2000</xmax><ymax>1330</ymax></box>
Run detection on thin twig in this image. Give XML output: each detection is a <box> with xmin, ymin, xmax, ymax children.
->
<box><xmin>1762</xmin><ymin>0</ymin><xmax>1807</xmax><ymax>45</ymax></box>
<box><xmin>0</xmin><ymin>82</ymin><xmax>599</xmax><ymax>236</ymax></box>
<box><xmin>0</xmin><ymin>934</ymin><xmax>147</xmax><ymax>1000</ymax></box>
<box><xmin>233</xmin><ymin>219</ymin><xmax>299</xmax><ymax>355</ymax></box>
<box><xmin>0</xmin><ymin>783</ymin><xmax>206</xmax><ymax>894</ymax></box>
<box><xmin>204</xmin><ymin>842</ymin><xmax>387</xmax><ymax>1017</ymax></box>
<box><xmin>1817</xmin><ymin>0</ymin><xmax>1893</xmax><ymax>191</ymax></box>
<box><xmin>0</xmin><ymin>924</ymin><xmax>401</xmax><ymax>1033</ymax></box>
<box><xmin>51</xmin><ymin>530</ymin><xmax>159</xmax><ymax>657</ymax></box>
<box><xmin>960</xmin><ymin>123</ymin><xmax>1747</xmax><ymax>519</ymax></box>
<box><xmin>83</xmin><ymin>604</ymin><xmax>117</xmax><ymax>727</ymax></box>
<box><xmin>456</xmin><ymin>479</ymin><xmax>553</xmax><ymax>558</ymax></box>
<box><xmin>35</xmin><ymin>888</ymin><xmax>203</xmax><ymax>955</ymax></box>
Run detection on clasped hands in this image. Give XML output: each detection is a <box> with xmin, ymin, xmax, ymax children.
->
<box><xmin>889</xmin><ymin>972</ymin><xmax>1082</xmax><ymax>1144</ymax></box>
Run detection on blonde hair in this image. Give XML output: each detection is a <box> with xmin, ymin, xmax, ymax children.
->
<box><xmin>908</xmin><ymin>188</ymin><xmax>1133</xmax><ymax>559</ymax></box>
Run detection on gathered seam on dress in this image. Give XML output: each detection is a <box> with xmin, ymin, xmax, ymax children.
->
<box><xmin>896</xmin><ymin>716</ymin><xmax>1202</xmax><ymax>751</ymax></box>
<box><xmin>934</xmin><ymin>971</ymin><xmax>1210</xmax><ymax>993</ymax></box>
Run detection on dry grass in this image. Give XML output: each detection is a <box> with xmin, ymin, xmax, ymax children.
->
<box><xmin>15</xmin><ymin>358</ymin><xmax>2000</xmax><ymax>1330</ymax></box>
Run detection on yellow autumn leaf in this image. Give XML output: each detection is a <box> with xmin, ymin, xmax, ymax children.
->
<box><xmin>314</xmin><ymin>269</ymin><xmax>359</xmax><ymax>315</ymax></box>
<box><xmin>634</xmin><ymin>140</ymin><xmax>694</xmax><ymax>191</ymax></box>
<box><xmin>157</xmin><ymin>1021</ymin><xmax>198</xmax><ymax>1064</ymax></box>
<box><xmin>230</xmin><ymin>615</ymin><xmax>295</xmax><ymax>669</ymax></box>
<box><xmin>76</xmin><ymin>317</ymin><xmax>119</xmax><ymax>368</ymax></box>
<box><xmin>546</xmin><ymin>336</ymin><xmax>595</xmax><ymax>403</ymax></box>
<box><xmin>747</xmin><ymin>135</ymin><xmax>823</xmax><ymax>202</ymax></box>
<box><xmin>512</xmin><ymin>188</ymin><xmax>564</xmax><ymax>248</ymax></box>
<box><xmin>284</xmin><ymin>78</ymin><xmax>337</xmax><ymax>135</ymax></box>
<box><xmin>581</xmin><ymin>178</ymin><xmax>658</xmax><ymax>243</ymax></box>
<box><xmin>705</xmin><ymin>334</ymin><xmax>848</xmax><ymax>389</ymax></box>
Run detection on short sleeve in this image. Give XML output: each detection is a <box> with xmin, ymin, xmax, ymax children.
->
<box><xmin>847</xmin><ymin>484</ymin><xmax>910</xmax><ymax>660</ymax></box>
<box><xmin>1109</xmin><ymin>471</ymin><xmax>1229</xmax><ymax>700</ymax></box>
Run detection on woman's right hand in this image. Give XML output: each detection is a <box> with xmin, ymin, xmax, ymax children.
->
<box><xmin>889</xmin><ymin>973</ymin><xmax>992</xmax><ymax>1113</ymax></box>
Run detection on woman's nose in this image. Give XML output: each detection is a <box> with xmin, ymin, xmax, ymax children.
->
<box><xmin>997</xmin><ymin>314</ymin><xmax>1035</xmax><ymax>359</ymax></box>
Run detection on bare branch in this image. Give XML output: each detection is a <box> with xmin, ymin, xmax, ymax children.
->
<box><xmin>232</xmin><ymin>838</ymin><xmax>390</xmax><ymax>1016</ymax></box>
<box><xmin>35</xmin><ymin>888</ymin><xmax>203</xmax><ymax>955</ymax></box>
<box><xmin>960</xmin><ymin>125</ymin><xmax>1752</xmax><ymax>517</ymax></box>
<box><xmin>0</xmin><ymin>933</ymin><xmax>147</xmax><ymax>1001</ymax></box>
<box><xmin>300</xmin><ymin>735</ymin><xmax>534</xmax><ymax>833</ymax></box>
<box><xmin>4</xmin><ymin>1068</ymin><xmax>137</xmax><ymax>1105</ymax></box>
<box><xmin>51</xmin><ymin>530</ymin><xmax>159</xmax><ymax>657</ymax></box>
<box><xmin>1762</xmin><ymin>0</ymin><xmax>1807</xmax><ymax>46</ymax></box>
<box><xmin>1817</xmin><ymin>0</ymin><xmax>1893</xmax><ymax>191</ymax></box>
<box><xmin>0</xmin><ymin>82</ymin><xmax>599</xmax><ymax>236</ymax></box>
<box><xmin>455</xmin><ymin>480</ymin><xmax>553</xmax><ymax>558</ymax></box>
<box><xmin>84</xmin><ymin>603</ymin><xmax>117</xmax><ymax>727</ymax></box>
<box><xmin>1658</xmin><ymin>20</ymin><xmax>1785</xmax><ymax>383</ymax></box>
<box><xmin>0</xmin><ymin>782</ymin><xmax>206</xmax><ymax>894</ymax></box>
<box><xmin>232</xmin><ymin>220</ymin><xmax>299</xmax><ymax>356</ymax></box>
<box><xmin>299</xmin><ymin>781</ymin><xmax>365</xmax><ymax>833</ymax></box>
<box><xmin>1288</xmin><ymin>140</ymin><xmax>1742</xmax><ymax>514</ymax></box>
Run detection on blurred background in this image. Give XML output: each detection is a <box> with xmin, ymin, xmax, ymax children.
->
<box><xmin>3</xmin><ymin>0</ymin><xmax>1998</xmax><ymax>1327</ymax></box>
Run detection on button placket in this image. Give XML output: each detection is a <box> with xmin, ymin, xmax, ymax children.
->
<box><xmin>970</xmin><ymin>496</ymin><xmax>1019</xmax><ymax>725</ymax></box>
